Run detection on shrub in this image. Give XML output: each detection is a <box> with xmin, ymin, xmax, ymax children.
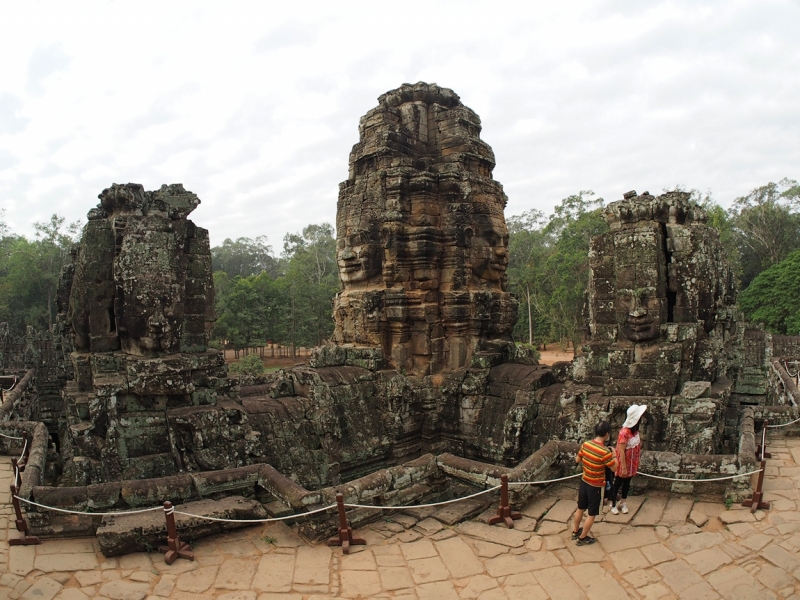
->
<box><xmin>228</xmin><ymin>354</ymin><xmax>266</xmax><ymax>376</ymax></box>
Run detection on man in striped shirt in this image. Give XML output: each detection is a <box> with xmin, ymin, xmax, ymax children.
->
<box><xmin>571</xmin><ymin>421</ymin><xmax>616</xmax><ymax>545</ymax></box>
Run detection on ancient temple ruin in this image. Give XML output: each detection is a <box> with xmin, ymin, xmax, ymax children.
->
<box><xmin>2</xmin><ymin>82</ymin><xmax>798</xmax><ymax>552</ymax></box>
<box><xmin>332</xmin><ymin>83</ymin><xmax>518</xmax><ymax>375</ymax></box>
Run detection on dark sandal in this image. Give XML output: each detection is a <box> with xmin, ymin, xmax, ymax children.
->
<box><xmin>571</xmin><ymin>528</ymin><xmax>583</xmax><ymax>540</ymax></box>
<box><xmin>576</xmin><ymin>535</ymin><xmax>596</xmax><ymax>546</ymax></box>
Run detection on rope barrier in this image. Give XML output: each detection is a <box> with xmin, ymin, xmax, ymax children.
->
<box><xmin>20</xmin><ymin>437</ymin><xmax>28</xmax><ymax>463</ymax></box>
<box><xmin>173</xmin><ymin>502</ymin><xmax>339</xmax><ymax>523</ymax></box>
<box><xmin>767</xmin><ymin>416</ymin><xmax>800</xmax><ymax>428</ymax></box>
<box><xmin>637</xmin><ymin>468</ymin><xmax>763</xmax><ymax>482</ymax></box>
<box><xmin>344</xmin><ymin>485</ymin><xmax>502</xmax><ymax>511</ymax></box>
<box><xmin>0</xmin><ymin>432</ymin><xmax>24</xmax><ymax>440</ymax></box>
<box><xmin>7</xmin><ymin>464</ymin><xmax>763</xmax><ymax>525</ymax></box>
<box><xmin>508</xmin><ymin>473</ymin><xmax>582</xmax><ymax>486</ymax></box>
<box><xmin>13</xmin><ymin>496</ymin><xmax>163</xmax><ymax>517</ymax></box>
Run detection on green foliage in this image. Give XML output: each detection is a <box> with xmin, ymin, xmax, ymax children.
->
<box><xmin>211</xmin><ymin>236</ymin><xmax>279</xmax><ymax>278</ymax></box>
<box><xmin>507</xmin><ymin>191</ymin><xmax>607</xmax><ymax>349</ymax></box>
<box><xmin>0</xmin><ymin>212</ymin><xmax>81</xmax><ymax>333</ymax></box>
<box><xmin>739</xmin><ymin>249</ymin><xmax>800</xmax><ymax>334</ymax></box>
<box><xmin>211</xmin><ymin>222</ymin><xmax>338</xmax><ymax>350</ymax></box>
<box><xmin>229</xmin><ymin>354</ymin><xmax>267</xmax><ymax>376</ymax></box>
<box><xmin>729</xmin><ymin>178</ymin><xmax>800</xmax><ymax>289</ymax></box>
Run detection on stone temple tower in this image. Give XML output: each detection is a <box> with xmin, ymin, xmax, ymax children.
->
<box><xmin>332</xmin><ymin>82</ymin><xmax>518</xmax><ymax>376</ymax></box>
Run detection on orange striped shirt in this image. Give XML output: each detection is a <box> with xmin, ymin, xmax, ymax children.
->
<box><xmin>578</xmin><ymin>439</ymin><xmax>614</xmax><ymax>487</ymax></box>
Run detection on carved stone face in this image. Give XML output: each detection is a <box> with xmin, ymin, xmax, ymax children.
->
<box><xmin>337</xmin><ymin>229</ymin><xmax>382</xmax><ymax>285</ymax></box>
<box><xmin>616</xmin><ymin>287</ymin><xmax>661</xmax><ymax>342</ymax></box>
<box><xmin>469</xmin><ymin>217</ymin><xmax>509</xmax><ymax>285</ymax></box>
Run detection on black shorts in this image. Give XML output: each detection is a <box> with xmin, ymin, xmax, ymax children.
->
<box><xmin>577</xmin><ymin>479</ymin><xmax>602</xmax><ymax>516</ymax></box>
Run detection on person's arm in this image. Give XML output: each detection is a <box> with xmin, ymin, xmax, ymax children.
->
<box><xmin>576</xmin><ymin>449</ymin><xmax>583</xmax><ymax>464</ymax></box>
<box><xmin>616</xmin><ymin>439</ymin><xmax>627</xmax><ymax>475</ymax></box>
<box><xmin>608</xmin><ymin>453</ymin><xmax>617</xmax><ymax>472</ymax></box>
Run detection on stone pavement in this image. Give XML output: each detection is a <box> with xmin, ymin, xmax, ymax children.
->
<box><xmin>3</xmin><ymin>439</ymin><xmax>800</xmax><ymax>600</ymax></box>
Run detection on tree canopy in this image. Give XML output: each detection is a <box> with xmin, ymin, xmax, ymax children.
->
<box><xmin>739</xmin><ymin>248</ymin><xmax>800</xmax><ymax>335</ymax></box>
<box><xmin>0</xmin><ymin>178</ymin><xmax>796</xmax><ymax>352</ymax></box>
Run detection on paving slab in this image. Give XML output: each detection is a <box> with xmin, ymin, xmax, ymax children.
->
<box><xmin>655</xmin><ymin>559</ymin><xmax>706</xmax><ymax>594</ymax></box>
<box><xmin>567</xmin><ymin>562</ymin><xmax>629</xmax><ymax>598</ymax></box>
<box><xmin>455</xmin><ymin>521</ymin><xmax>530</xmax><ymax>547</ymax></box>
<box><xmin>603</xmin><ymin>494</ymin><xmax>645</xmax><ymax>523</ymax></box>
<box><xmin>707</xmin><ymin>564</ymin><xmax>770</xmax><ymax>599</ymax></box>
<box><xmin>534</xmin><ymin>565</ymin><xmax>584</xmax><ymax>600</ymax></box>
<box><xmin>542</xmin><ymin>498</ymin><xmax>576</xmax><ymax>523</ymax></box>
<box><xmin>435</xmin><ymin>537</ymin><xmax>483</xmax><ymax>578</ymax></box>
<box><xmin>658</xmin><ymin>497</ymin><xmax>694</xmax><ymax>527</ymax></box>
<box><xmin>33</xmin><ymin>552</ymin><xmax>100</xmax><ymax>572</ymax></box>
<box><xmin>608</xmin><ymin>548</ymin><xmax>649</xmax><ymax>573</ymax></box>
<box><xmin>683</xmin><ymin>547</ymin><xmax>733</xmax><ymax>575</ymax></box>
<box><xmin>520</xmin><ymin>495</ymin><xmax>558</xmax><ymax>520</ymax></box>
<box><xmin>432</xmin><ymin>498</ymin><xmax>487</xmax><ymax>525</ymax></box>
<box><xmin>670</xmin><ymin>531</ymin><xmax>725</xmax><ymax>555</ymax></box>
<box><xmin>484</xmin><ymin>551</ymin><xmax>560</xmax><ymax>577</ymax></box>
<box><xmin>598</xmin><ymin>527</ymin><xmax>659</xmax><ymax>553</ymax></box>
<box><xmin>631</xmin><ymin>495</ymin><xmax>668</xmax><ymax>526</ymax></box>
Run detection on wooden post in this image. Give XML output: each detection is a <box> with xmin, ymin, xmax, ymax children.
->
<box><xmin>742</xmin><ymin>460</ymin><xmax>771</xmax><ymax>513</ymax></box>
<box><xmin>8</xmin><ymin>484</ymin><xmax>40</xmax><ymax>546</ymax></box>
<box><xmin>327</xmin><ymin>492</ymin><xmax>365</xmax><ymax>554</ymax></box>
<box><xmin>488</xmin><ymin>474</ymin><xmax>521</xmax><ymax>528</ymax></box>
<box><xmin>158</xmin><ymin>501</ymin><xmax>194</xmax><ymax>564</ymax></box>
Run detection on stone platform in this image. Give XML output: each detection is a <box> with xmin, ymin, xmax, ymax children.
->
<box><xmin>2</xmin><ymin>439</ymin><xmax>800</xmax><ymax>599</ymax></box>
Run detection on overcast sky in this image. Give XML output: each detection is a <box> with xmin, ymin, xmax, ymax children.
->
<box><xmin>1</xmin><ymin>0</ymin><xmax>798</xmax><ymax>250</ymax></box>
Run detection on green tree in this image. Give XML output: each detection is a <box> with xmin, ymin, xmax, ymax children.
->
<box><xmin>0</xmin><ymin>213</ymin><xmax>80</xmax><ymax>332</ymax></box>
<box><xmin>541</xmin><ymin>191</ymin><xmax>608</xmax><ymax>350</ymax></box>
<box><xmin>280</xmin><ymin>223</ymin><xmax>338</xmax><ymax>349</ymax></box>
<box><xmin>507</xmin><ymin>209</ymin><xmax>549</xmax><ymax>344</ymax></box>
<box><xmin>739</xmin><ymin>249</ymin><xmax>800</xmax><ymax>334</ymax></box>
<box><xmin>506</xmin><ymin>191</ymin><xmax>607</xmax><ymax>350</ymax></box>
<box><xmin>214</xmin><ymin>272</ymin><xmax>284</xmax><ymax>350</ymax></box>
<box><xmin>729</xmin><ymin>179</ymin><xmax>800</xmax><ymax>289</ymax></box>
<box><xmin>211</xmin><ymin>236</ymin><xmax>279</xmax><ymax>278</ymax></box>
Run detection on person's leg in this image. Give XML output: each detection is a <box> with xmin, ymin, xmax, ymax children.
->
<box><xmin>573</xmin><ymin>481</ymin><xmax>588</xmax><ymax>536</ymax></box>
<box><xmin>610</xmin><ymin>476</ymin><xmax>622</xmax><ymax>508</ymax></box>
<box><xmin>572</xmin><ymin>508</ymin><xmax>585</xmax><ymax>536</ymax></box>
<box><xmin>578</xmin><ymin>485</ymin><xmax>600</xmax><ymax>543</ymax></box>
<box><xmin>620</xmin><ymin>476</ymin><xmax>631</xmax><ymax>499</ymax></box>
<box><xmin>605</xmin><ymin>468</ymin><xmax>615</xmax><ymax>510</ymax></box>
<box><xmin>618</xmin><ymin>477</ymin><xmax>632</xmax><ymax>512</ymax></box>
<box><xmin>581</xmin><ymin>514</ymin><xmax>596</xmax><ymax>537</ymax></box>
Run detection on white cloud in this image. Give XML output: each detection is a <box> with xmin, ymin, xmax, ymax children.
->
<box><xmin>0</xmin><ymin>0</ymin><xmax>797</xmax><ymax>247</ymax></box>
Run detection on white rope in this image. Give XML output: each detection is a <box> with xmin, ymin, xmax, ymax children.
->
<box><xmin>637</xmin><ymin>468</ymin><xmax>763</xmax><ymax>482</ymax></box>
<box><xmin>0</xmin><ymin>432</ymin><xmax>23</xmax><ymax>440</ymax></box>
<box><xmin>14</xmin><ymin>495</ymin><xmax>163</xmax><ymax>516</ymax></box>
<box><xmin>344</xmin><ymin>485</ymin><xmax>502</xmax><ymax>511</ymax></box>
<box><xmin>19</xmin><ymin>437</ymin><xmax>28</xmax><ymax>462</ymax></box>
<box><xmin>509</xmin><ymin>473</ymin><xmax>583</xmax><ymax>485</ymax></box>
<box><xmin>767</xmin><ymin>416</ymin><xmax>800</xmax><ymax>428</ymax></box>
<box><xmin>173</xmin><ymin>502</ymin><xmax>339</xmax><ymax>523</ymax></box>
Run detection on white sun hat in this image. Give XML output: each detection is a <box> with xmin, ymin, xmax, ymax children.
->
<box><xmin>622</xmin><ymin>404</ymin><xmax>647</xmax><ymax>429</ymax></box>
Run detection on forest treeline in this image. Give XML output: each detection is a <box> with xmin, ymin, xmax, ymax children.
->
<box><xmin>1</xmin><ymin>178</ymin><xmax>798</xmax><ymax>346</ymax></box>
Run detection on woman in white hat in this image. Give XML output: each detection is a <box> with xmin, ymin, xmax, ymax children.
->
<box><xmin>610</xmin><ymin>404</ymin><xmax>647</xmax><ymax>515</ymax></box>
